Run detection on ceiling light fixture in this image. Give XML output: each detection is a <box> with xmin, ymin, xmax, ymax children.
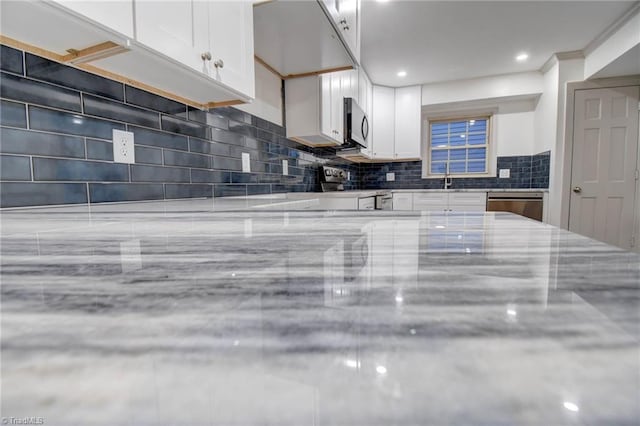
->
<box><xmin>397</xmin><ymin>70</ymin><xmax>407</xmax><ymax>77</ymax></box>
<box><xmin>516</xmin><ymin>53</ymin><xmax>529</xmax><ymax>62</ymax></box>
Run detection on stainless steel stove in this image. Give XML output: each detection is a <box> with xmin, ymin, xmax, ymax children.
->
<box><xmin>320</xmin><ymin>166</ymin><xmax>348</xmax><ymax>192</ymax></box>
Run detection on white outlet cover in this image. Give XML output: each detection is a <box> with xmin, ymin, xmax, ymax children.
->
<box><xmin>282</xmin><ymin>159</ymin><xmax>289</xmax><ymax>175</ymax></box>
<box><xmin>113</xmin><ymin>129</ymin><xmax>135</xmax><ymax>164</ymax></box>
<box><xmin>386</xmin><ymin>172</ymin><xmax>395</xmax><ymax>181</ymax></box>
<box><xmin>499</xmin><ymin>168</ymin><xmax>511</xmax><ymax>178</ymax></box>
<box><xmin>242</xmin><ymin>152</ymin><xmax>251</xmax><ymax>173</ymax></box>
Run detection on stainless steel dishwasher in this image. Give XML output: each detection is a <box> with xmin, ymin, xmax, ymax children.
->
<box><xmin>486</xmin><ymin>192</ymin><xmax>543</xmax><ymax>221</ymax></box>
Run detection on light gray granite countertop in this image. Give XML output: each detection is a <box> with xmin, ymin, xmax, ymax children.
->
<box><xmin>1</xmin><ymin>199</ymin><xmax>638</xmax><ymax>425</ymax></box>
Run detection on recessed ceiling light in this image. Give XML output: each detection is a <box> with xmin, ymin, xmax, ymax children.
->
<box><xmin>563</xmin><ymin>402</ymin><xmax>579</xmax><ymax>412</ymax></box>
<box><xmin>516</xmin><ymin>53</ymin><xmax>529</xmax><ymax>62</ymax></box>
<box><xmin>397</xmin><ymin>70</ymin><xmax>407</xmax><ymax>77</ymax></box>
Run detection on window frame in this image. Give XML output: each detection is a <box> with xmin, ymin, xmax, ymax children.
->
<box><xmin>422</xmin><ymin>113</ymin><xmax>496</xmax><ymax>179</ymax></box>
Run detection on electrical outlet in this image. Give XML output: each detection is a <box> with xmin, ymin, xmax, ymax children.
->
<box><xmin>499</xmin><ymin>169</ymin><xmax>510</xmax><ymax>178</ymax></box>
<box><xmin>282</xmin><ymin>159</ymin><xmax>289</xmax><ymax>175</ymax></box>
<box><xmin>113</xmin><ymin>129</ymin><xmax>135</xmax><ymax>164</ymax></box>
<box><xmin>386</xmin><ymin>172</ymin><xmax>395</xmax><ymax>181</ymax></box>
<box><xmin>242</xmin><ymin>152</ymin><xmax>251</xmax><ymax>173</ymax></box>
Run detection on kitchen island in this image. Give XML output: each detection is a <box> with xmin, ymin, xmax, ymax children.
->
<box><xmin>1</xmin><ymin>199</ymin><xmax>639</xmax><ymax>425</ymax></box>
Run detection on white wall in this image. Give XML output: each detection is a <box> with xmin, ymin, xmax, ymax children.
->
<box><xmin>533</xmin><ymin>57</ymin><xmax>585</xmax><ymax>227</ymax></box>
<box><xmin>584</xmin><ymin>5</ymin><xmax>640</xmax><ymax>79</ymax></box>
<box><xmin>421</xmin><ymin>72</ymin><xmax>543</xmax><ymax>106</ymax></box>
<box><xmin>494</xmin><ymin>110</ymin><xmax>536</xmax><ymax>156</ymax></box>
<box><xmin>533</xmin><ymin>62</ymin><xmax>559</xmax><ymax>156</ymax></box>
<box><xmin>236</xmin><ymin>60</ymin><xmax>283</xmax><ymax>126</ymax></box>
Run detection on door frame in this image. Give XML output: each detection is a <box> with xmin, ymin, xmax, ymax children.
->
<box><xmin>561</xmin><ymin>77</ymin><xmax>640</xmax><ymax>239</ymax></box>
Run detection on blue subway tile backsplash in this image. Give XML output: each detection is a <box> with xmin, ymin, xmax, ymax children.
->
<box><xmin>0</xmin><ymin>127</ymin><xmax>85</xmax><ymax>158</ymax></box>
<box><xmin>0</xmin><ymin>155</ymin><xmax>31</xmax><ymax>181</ymax></box>
<box><xmin>1</xmin><ymin>72</ymin><xmax>82</xmax><ymax>112</ymax></box>
<box><xmin>1</xmin><ymin>182</ymin><xmax>87</xmax><ymax>207</ymax></box>
<box><xmin>33</xmin><ymin>157</ymin><xmax>129</xmax><ymax>182</ymax></box>
<box><xmin>0</xmin><ymin>45</ymin><xmax>24</xmax><ymax>75</ymax></box>
<box><xmin>29</xmin><ymin>105</ymin><xmax>125</xmax><ymax>139</ymax></box>
<box><xmin>89</xmin><ymin>183</ymin><xmax>164</xmax><ymax>203</ymax></box>
<box><xmin>83</xmin><ymin>94</ymin><xmax>160</xmax><ymax>129</ymax></box>
<box><xmin>125</xmin><ymin>85</ymin><xmax>187</xmax><ymax>115</ymax></box>
<box><xmin>0</xmin><ymin>45</ymin><xmax>549</xmax><ymax>208</ymax></box>
<box><xmin>1</xmin><ymin>100</ymin><xmax>27</xmax><ymax>128</ymax></box>
<box><xmin>25</xmin><ymin>53</ymin><xmax>124</xmax><ymax>101</ymax></box>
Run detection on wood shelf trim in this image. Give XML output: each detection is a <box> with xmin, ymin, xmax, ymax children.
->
<box><xmin>62</xmin><ymin>41</ymin><xmax>129</xmax><ymax>64</ymax></box>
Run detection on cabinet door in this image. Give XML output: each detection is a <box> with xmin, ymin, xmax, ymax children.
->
<box><xmin>413</xmin><ymin>192</ymin><xmax>448</xmax><ymax>212</ymax></box>
<box><xmin>394</xmin><ymin>85</ymin><xmax>422</xmax><ymax>159</ymax></box>
<box><xmin>331</xmin><ymin>72</ymin><xmax>344</xmax><ymax>144</ymax></box>
<box><xmin>135</xmin><ymin>1</ymin><xmax>208</xmax><ymax>74</ymax></box>
<box><xmin>448</xmin><ymin>192</ymin><xmax>487</xmax><ymax>212</ymax></box>
<box><xmin>337</xmin><ymin>0</ymin><xmax>358</xmax><ymax>62</ymax></box>
<box><xmin>208</xmin><ymin>0</ymin><xmax>255</xmax><ymax>99</ymax></box>
<box><xmin>52</xmin><ymin>0</ymin><xmax>134</xmax><ymax>38</ymax></box>
<box><xmin>371</xmin><ymin>86</ymin><xmax>395</xmax><ymax>159</ymax></box>
<box><xmin>358</xmin><ymin>69</ymin><xmax>367</xmax><ymax>110</ymax></box>
<box><xmin>320</xmin><ymin>74</ymin><xmax>333</xmax><ymax>140</ymax></box>
<box><xmin>393</xmin><ymin>193</ymin><xmax>413</xmax><ymax>211</ymax></box>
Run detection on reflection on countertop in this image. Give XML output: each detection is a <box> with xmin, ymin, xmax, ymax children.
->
<box><xmin>1</xmin><ymin>199</ymin><xmax>638</xmax><ymax>425</ymax></box>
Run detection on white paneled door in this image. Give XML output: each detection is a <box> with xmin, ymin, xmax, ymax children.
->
<box><xmin>569</xmin><ymin>86</ymin><xmax>639</xmax><ymax>250</ymax></box>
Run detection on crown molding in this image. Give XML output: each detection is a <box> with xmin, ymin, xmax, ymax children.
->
<box><xmin>583</xmin><ymin>1</ymin><xmax>640</xmax><ymax>56</ymax></box>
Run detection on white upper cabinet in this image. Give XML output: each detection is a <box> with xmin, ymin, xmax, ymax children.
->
<box><xmin>371</xmin><ymin>86</ymin><xmax>396</xmax><ymax>159</ymax></box>
<box><xmin>2</xmin><ymin>0</ymin><xmax>254</xmax><ymax>105</ymax></box>
<box><xmin>331</xmin><ymin>71</ymin><xmax>345</xmax><ymax>143</ymax></box>
<box><xmin>207</xmin><ymin>1</ymin><xmax>255</xmax><ymax>99</ymax></box>
<box><xmin>320</xmin><ymin>0</ymin><xmax>360</xmax><ymax>63</ymax></box>
<box><xmin>286</xmin><ymin>68</ymin><xmax>361</xmax><ymax>147</ymax></box>
<box><xmin>394</xmin><ymin>85</ymin><xmax>422</xmax><ymax>159</ymax></box>
<box><xmin>135</xmin><ymin>1</ymin><xmax>209</xmax><ymax>74</ymax></box>
<box><xmin>135</xmin><ymin>1</ymin><xmax>254</xmax><ymax>99</ymax></box>
<box><xmin>50</xmin><ymin>0</ymin><xmax>134</xmax><ymax>38</ymax></box>
<box><xmin>337</xmin><ymin>0</ymin><xmax>358</xmax><ymax>62</ymax></box>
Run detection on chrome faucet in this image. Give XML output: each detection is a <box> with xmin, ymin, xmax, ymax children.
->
<box><xmin>444</xmin><ymin>162</ymin><xmax>453</xmax><ymax>189</ymax></box>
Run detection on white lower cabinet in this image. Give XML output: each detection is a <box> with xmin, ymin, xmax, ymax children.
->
<box><xmin>412</xmin><ymin>192</ymin><xmax>449</xmax><ymax>212</ymax></box>
<box><xmin>358</xmin><ymin>197</ymin><xmax>375</xmax><ymax>210</ymax></box>
<box><xmin>392</xmin><ymin>193</ymin><xmax>413</xmax><ymax>211</ymax></box>
<box><xmin>448</xmin><ymin>192</ymin><xmax>487</xmax><ymax>212</ymax></box>
<box><xmin>394</xmin><ymin>192</ymin><xmax>487</xmax><ymax>212</ymax></box>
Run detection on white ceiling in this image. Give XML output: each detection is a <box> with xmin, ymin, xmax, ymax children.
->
<box><xmin>360</xmin><ymin>1</ymin><xmax>637</xmax><ymax>87</ymax></box>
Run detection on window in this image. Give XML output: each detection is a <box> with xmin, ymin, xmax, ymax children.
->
<box><xmin>427</xmin><ymin>117</ymin><xmax>490</xmax><ymax>176</ymax></box>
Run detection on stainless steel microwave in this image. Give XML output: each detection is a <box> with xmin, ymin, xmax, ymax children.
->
<box><xmin>343</xmin><ymin>97</ymin><xmax>369</xmax><ymax>149</ymax></box>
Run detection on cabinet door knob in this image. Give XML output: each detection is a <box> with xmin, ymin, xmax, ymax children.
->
<box><xmin>339</xmin><ymin>18</ymin><xmax>347</xmax><ymax>24</ymax></box>
<box><xmin>572</xmin><ymin>186</ymin><xmax>582</xmax><ymax>193</ymax></box>
<box><xmin>214</xmin><ymin>59</ymin><xmax>224</xmax><ymax>69</ymax></box>
<box><xmin>343</xmin><ymin>25</ymin><xmax>350</xmax><ymax>31</ymax></box>
<box><xmin>201</xmin><ymin>52</ymin><xmax>212</xmax><ymax>61</ymax></box>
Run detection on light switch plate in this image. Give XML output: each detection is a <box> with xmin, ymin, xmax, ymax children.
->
<box><xmin>282</xmin><ymin>159</ymin><xmax>289</xmax><ymax>175</ymax></box>
<box><xmin>113</xmin><ymin>129</ymin><xmax>135</xmax><ymax>164</ymax></box>
<box><xmin>499</xmin><ymin>169</ymin><xmax>510</xmax><ymax>178</ymax></box>
<box><xmin>386</xmin><ymin>172</ymin><xmax>395</xmax><ymax>181</ymax></box>
<box><xmin>242</xmin><ymin>152</ymin><xmax>251</xmax><ymax>173</ymax></box>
